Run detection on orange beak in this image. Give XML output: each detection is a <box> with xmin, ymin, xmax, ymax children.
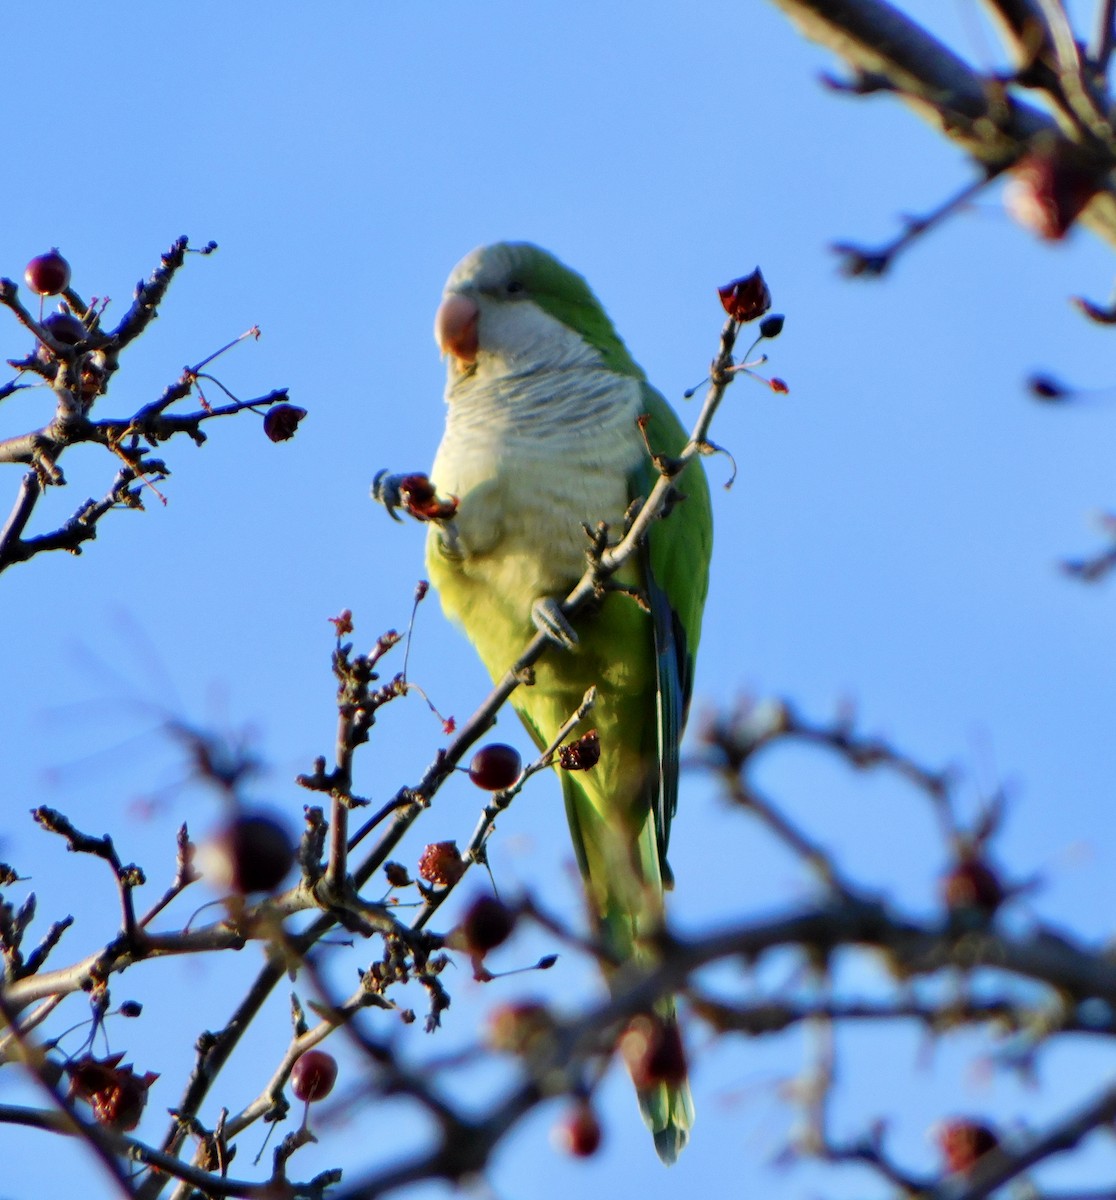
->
<box><xmin>434</xmin><ymin>293</ymin><xmax>479</xmax><ymax>365</ymax></box>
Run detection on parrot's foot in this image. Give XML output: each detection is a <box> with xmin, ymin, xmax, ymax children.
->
<box><xmin>531</xmin><ymin>597</ymin><xmax>579</xmax><ymax>649</ymax></box>
<box><xmin>372</xmin><ymin>469</ymin><xmax>409</xmax><ymax>521</ymax></box>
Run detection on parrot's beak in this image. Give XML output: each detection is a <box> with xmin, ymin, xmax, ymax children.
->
<box><xmin>435</xmin><ymin>292</ymin><xmax>479</xmax><ymax>366</ymax></box>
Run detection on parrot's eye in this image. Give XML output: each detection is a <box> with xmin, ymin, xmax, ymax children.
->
<box><xmin>505</xmin><ymin>280</ymin><xmax>525</xmax><ymax>295</ymax></box>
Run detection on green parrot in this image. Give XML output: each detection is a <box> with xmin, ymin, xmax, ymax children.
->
<box><xmin>420</xmin><ymin>242</ymin><xmax>711</xmax><ymax>1162</ymax></box>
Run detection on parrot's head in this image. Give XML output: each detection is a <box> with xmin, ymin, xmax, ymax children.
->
<box><xmin>434</xmin><ymin>242</ymin><xmax>642</xmax><ymax>384</ymax></box>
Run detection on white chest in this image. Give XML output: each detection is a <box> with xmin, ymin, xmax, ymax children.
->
<box><xmin>429</xmin><ymin>369</ymin><xmax>646</xmax><ymax>603</ymax></box>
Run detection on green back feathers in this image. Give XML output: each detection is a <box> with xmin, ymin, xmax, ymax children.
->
<box><xmin>636</xmin><ymin>381</ymin><xmax>711</xmax><ymax>672</ymax></box>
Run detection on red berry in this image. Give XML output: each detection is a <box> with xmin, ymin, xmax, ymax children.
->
<box><xmin>942</xmin><ymin>855</ymin><xmax>1006</xmax><ymax>916</ymax></box>
<box><xmin>290</xmin><ymin>1050</ymin><xmax>338</xmax><ymax>1103</ymax></box>
<box><xmin>203</xmin><ymin>810</ymin><xmax>295</xmax><ymax>894</ymax></box>
<box><xmin>458</xmin><ymin>894</ymin><xmax>516</xmax><ymax>956</ymax></box>
<box><xmin>553</xmin><ymin>1101</ymin><xmax>602</xmax><ymax>1157</ymax></box>
<box><xmin>620</xmin><ymin>1014</ymin><xmax>688</xmax><ymax>1089</ymax></box>
<box><xmin>1005</xmin><ymin>149</ymin><xmax>1097</xmax><ymax>240</ymax></box>
<box><xmin>25</xmin><ymin>250</ymin><xmax>71</xmax><ymax>296</ymax></box>
<box><xmin>467</xmin><ymin>744</ymin><xmax>522</xmax><ymax>791</ymax></box>
<box><xmin>937</xmin><ymin>1118</ymin><xmax>999</xmax><ymax>1173</ymax></box>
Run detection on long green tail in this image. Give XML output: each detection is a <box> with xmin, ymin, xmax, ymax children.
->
<box><xmin>562</xmin><ymin>775</ymin><xmax>695</xmax><ymax>1162</ymax></box>
<box><xmin>636</xmin><ymin>1003</ymin><xmax>695</xmax><ymax>1164</ymax></box>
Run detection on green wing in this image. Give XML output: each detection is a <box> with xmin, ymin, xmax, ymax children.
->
<box><xmin>631</xmin><ymin>381</ymin><xmax>713</xmax><ymax>875</ymax></box>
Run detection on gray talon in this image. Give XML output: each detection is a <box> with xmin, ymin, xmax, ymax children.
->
<box><xmin>532</xmin><ymin>597</ymin><xmax>579</xmax><ymax>649</ymax></box>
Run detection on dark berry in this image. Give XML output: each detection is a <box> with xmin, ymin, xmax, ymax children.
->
<box><xmin>468</xmin><ymin>744</ymin><xmax>522</xmax><ymax>791</ymax></box>
<box><xmin>942</xmin><ymin>855</ymin><xmax>1006</xmax><ymax>916</ymax></box>
<box><xmin>204</xmin><ymin>810</ymin><xmax>295</xmax><ymax>894</ymax></box>
<box><xmin>263</xmin><ymin>403</ymin><xmax>307</xmax><ymax>442</ymax></box>
<box><xmin>290</xmin><ymin>1049</ymin><xmax>338</xmax><ymax>1103</ymax></box>
<box><xmin>759</xmin><ymin>313</ymin><xmax>785</xmax><ymax>339</ymax></box>
<box><xmin>25</xmin><ymin>250</ymin><xmax>71</xmax><ymax>296</ymax></box>
<box><xmin>554</xmin><ymin>1101</ymin><xmax>602</xmax><ymax>1157</ymax></box>
<box><xmin>41</xmin><ymin>311</ymin><xmax>86</xmax><ymax>346</ymax></box>
<box><xmin>458</xmin><ymin>894</ymin><xmax>516</xmax><ymax>956</ymax></box>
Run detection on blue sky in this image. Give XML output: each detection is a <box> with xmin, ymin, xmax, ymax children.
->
<box><xmin>3</xmin><ymin>2</ymin><xmax>1115</xmax><ymax>1197</ymax></box>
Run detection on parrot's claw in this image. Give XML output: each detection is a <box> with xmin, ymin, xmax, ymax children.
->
<box><xmin>372</xmin><ymin>469</ymin><xmax>407</xmax><ymax>522</ymax></box>
<box><xmin>532</xmin><ymin>597</ymin><xmax>579</xmax><ymax>650</ymax></box>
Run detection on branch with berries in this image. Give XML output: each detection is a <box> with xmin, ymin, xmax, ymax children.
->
<box><xmin>768</xmin><ymin>0</ymin><xmax>1116</xmax><ymax>272</ymax></box>
<box><xmin>7</xmin><ymin>254</ymin><xmax>1116</xmax><ymax>1200</ymax></box>
<box><xmin>0</xmin><ymin>239</ymin><xmax>303</xmax><ymax>575</ymax></box>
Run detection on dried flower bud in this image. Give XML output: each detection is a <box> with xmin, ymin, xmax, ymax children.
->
<box><xmin>263</xmin><ymin>403</ymin><xmax>307</xmax><ymax>442</ymax></box>
<box><xmin>1027</xmin><ymin>374</ymin><xmax>1072</xmax><ymax>401</ymax></box>
<box><xmin>558</xmin><ymin>729</ymin><xmax>601</xmax><ymax>771</ymax></box>
<box><xmin>329</xmin><ymin>609</ymin><xmax>354</xmax><ymax>637</ymax></box>
<box><xmin>383</xmin><ymin>861</ymin><xmax>412</xmax><ymax>888</ymax></box>
<box><xmin>398</xmin><ymin>473</ymin><xmax>459</xmax><ymax>521</ymax></box>
<box><xmin>418</xmin><ymin>840</ymin><xmax>467</xmax><ymax>887</ymax></box>
<box><xmin>717</xmin><ymin>268</ymin><xmax>771</xmax><ymax>322</ymax></box>
<box><xmin>68</xmin><ymin>1054</ymin><xmax>159</xmax><ymax>1131</ymax></box>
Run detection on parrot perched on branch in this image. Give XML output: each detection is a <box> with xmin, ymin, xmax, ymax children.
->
<box><xmin>421</xmin><ymin>242</ymin><xmax>712</xmax><ymax>1162</ymax></box>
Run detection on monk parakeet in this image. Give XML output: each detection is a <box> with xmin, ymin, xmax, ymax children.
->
<box><xmin>419</xmin><ymin>242</ymin><xmax>711</xmax><ymax>1162</ymax></box>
